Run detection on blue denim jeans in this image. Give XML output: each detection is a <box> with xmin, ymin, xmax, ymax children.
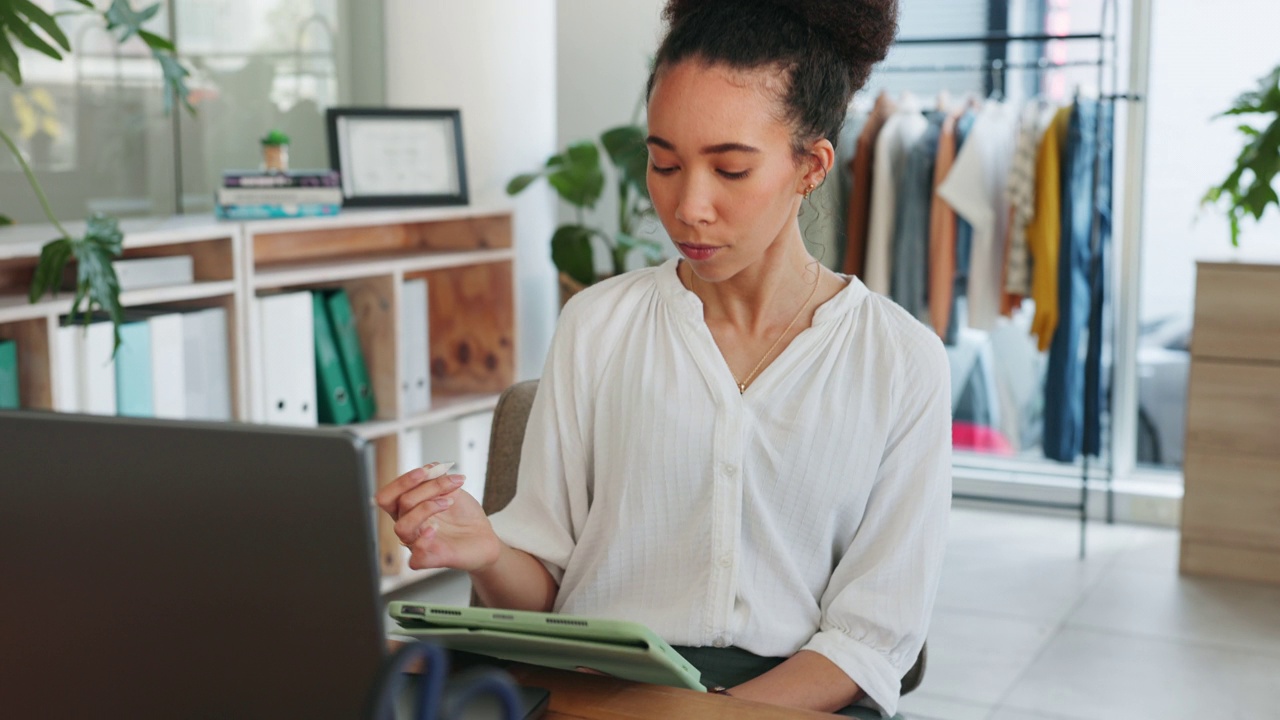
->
<box><xmin>1083</xmin><ymin>101</ymin><xmax>1114</xmax><ymax>457</ymax></box>
<box><xmin>1043</xmin><ymin>99</ymin><xmax>1098</xmax><ymax>463</ymax></box>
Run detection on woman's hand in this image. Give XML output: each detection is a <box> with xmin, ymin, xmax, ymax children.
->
<box><xmin>374</xmin><ymin>462</ymin><xmax>502</xmax><ymax>572</ymax></box>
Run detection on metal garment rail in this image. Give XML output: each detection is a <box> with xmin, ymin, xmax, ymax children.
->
<box><xmin>876</xmin><ymin>0</ymin><xmax>1143</xmax><ymax>559</ymax></box>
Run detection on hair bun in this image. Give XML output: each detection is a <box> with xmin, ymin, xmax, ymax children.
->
<box><xmin>663</xmin><ymin>0</ymin><xmax>899</xmax><ymax>69</ymax></box>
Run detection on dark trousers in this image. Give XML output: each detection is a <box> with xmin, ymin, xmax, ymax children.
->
<box><xmin>672</xmin><ymin>645</ymin><xmax>898</xmax><ymax>719</ymax></box>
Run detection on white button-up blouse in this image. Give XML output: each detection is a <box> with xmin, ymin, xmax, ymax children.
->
<box><xmin>488</xmin><ymin>258</ymin><xmax>952</xmax><ymax>716</ymax></box>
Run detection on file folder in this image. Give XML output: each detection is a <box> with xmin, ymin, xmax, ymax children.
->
<box><xmin>314</xmin><ymin>293</ymin><xmax>357</xmax><ymax>425</ymax></box>
<box><xmin>325</xmin><ymin>289</ymin><xmax>377</xmax><ymax>422</ymax></box>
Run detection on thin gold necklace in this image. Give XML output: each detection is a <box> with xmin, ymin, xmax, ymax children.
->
<box><xmin>692</xmin><ymin>268</ymin><xmax>822</xmax><ymax>394</ymax></box>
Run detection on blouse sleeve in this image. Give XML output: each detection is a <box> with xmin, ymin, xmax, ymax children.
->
<box><xmin>800</xmin><ymin>328</ymin><xmax>952</xmax><ymax>717</ymax></box>
<box><xmin>486</xmin><ymin>298</ymin><xmax>594</xmax><ymax>585</ymax></box>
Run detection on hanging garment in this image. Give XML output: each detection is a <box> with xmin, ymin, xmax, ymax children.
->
<box><xmin>844</xmin><ymin>93</ymin><xmax>896</xmax><ymax>278</ymax></box>
<box><xmin>1083</xmin><ymin>100</ymin><xmax>1115</xmax><ymax>458</ymax></box>
<box><xmin>890</xmin><ymin>112</ymin><xmax>944</xmax><ymax>322</ymax></box>
<box><xmin>864</xmin><ymin>97</ymin><xmax>927</xmax><ymax>295</ymax></box>
<box><xmin>1004</xmin><ymin>101</ymin><xmax>1050</xmax><ymax>299</ymax></box>
<box><xmin>1027</xmin><ymin>106</ymin><xmax>1071</xmax><ymax>352</ymax></box>
<box><xmin>1044</xmin><ymin>98</ymin><xmax>1099</xmax><ymax>463</ymax></box>
<box><xmin>936</xmin><ymin>100</ymin><xmax>1018</xmax><ymax>332</ymax></box>
<box><xmin>944</xmin><ymin>108</ymin><xmax>979</xmax><ymax>346</ymax></box>
<box><xmin>927</xmin><ymin>110</ymin><xmax>961</xmax><ymax>339</ymax></box>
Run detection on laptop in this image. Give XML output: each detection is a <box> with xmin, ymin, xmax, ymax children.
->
<box><xmin>0</xmin><ymin>410</ymin><xmax>545</xmax><ymax>719</ymax></box>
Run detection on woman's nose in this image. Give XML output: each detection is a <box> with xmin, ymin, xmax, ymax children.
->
<box><xmin>673</xmin><ymin>176</ymin><xmax>715</xmax><ymax>227</ymax></box>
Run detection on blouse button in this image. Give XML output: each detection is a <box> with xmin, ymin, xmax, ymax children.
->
<box><xmin>720</xmin><ymin>463</ymin><xmax>738</xmax><ymax>477</ymax></box>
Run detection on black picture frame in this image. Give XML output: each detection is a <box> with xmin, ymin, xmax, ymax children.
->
<box><xmin>325</xmin><ymin>107</ymin><xmax>469</xmax><ymax>208</ymax></box>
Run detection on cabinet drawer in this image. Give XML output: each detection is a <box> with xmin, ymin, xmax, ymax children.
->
<box><xmin>1185</xmin><ymin>360</ymin><xmax>1280</xmax><ymax>458</ymax></box>
<box><xmin>1182</xmin><ymin>451</ymin><xmax>1280</xmax><ymax>552</ymax></box>
<box><xmin>1193</xmin><ymin>263</ymin><xmax>1280</xmax><ymax>362</ymax></box>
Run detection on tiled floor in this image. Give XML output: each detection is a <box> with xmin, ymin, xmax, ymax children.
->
<box><xmin>898</xmin><ymin>506</ymin><xmax>1280</xmax><ymax>720</ymax></box>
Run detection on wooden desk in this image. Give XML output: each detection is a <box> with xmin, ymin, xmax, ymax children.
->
<box><xmin>506</xmin><ymin>665</ymin><xmax>833</xmax><ymax>719</ymax></box>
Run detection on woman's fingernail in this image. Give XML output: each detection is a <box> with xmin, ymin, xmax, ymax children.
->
<box><xmin>436</xmin><ymin>497</ymin><xmax>454</xmax><ymax>508</ymax></box>
<box><xmin>448</xmin><ymin>475</ymin><xmax>464</xmax><ymax>486</ymax></box>
<box><xmin>419</xmin><ymin>524</ymin><xmax>436</xmax><ymax>539</ymax></box>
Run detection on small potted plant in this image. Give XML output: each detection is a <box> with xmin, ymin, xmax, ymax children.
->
<box><xmin>507</xmin><ymin>124</ymin><xmax>666</xmax><ymax>304</ymax></box>
<box><xmin>260</xmin><ymin>129</ymin><xmax>291</xmax><ymax>173</ymax></box>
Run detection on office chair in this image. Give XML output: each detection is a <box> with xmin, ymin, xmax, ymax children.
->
<box><xmin>478</xmin><ymin>380</ymin><xmax>927</xmax><ymax>696</ymax></box>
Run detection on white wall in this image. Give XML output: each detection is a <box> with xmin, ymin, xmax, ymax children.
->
<box><xmin>556</xmin><ymin>0</ymin><xmax>669</xmax><ymax>271</ymax></box>
<box><xmin>383</xmin><ymin>0</ymin><xmax>559</xmax><ymax>380</ymax></box>
<box><xmin>1140</xmin><ymin>0</ymin><xmax>1280</xmax><ymax>325</ymax></box>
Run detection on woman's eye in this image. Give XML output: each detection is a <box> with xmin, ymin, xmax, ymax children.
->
<box><xmin>718</xmin><ymin>169</ymin><xmax>751</xmax><ymax>180</ymax></box>
<box><xmin>650</xmin><ymin>163</ymin><xmax>677</xmax><ymax>175</ymax></box>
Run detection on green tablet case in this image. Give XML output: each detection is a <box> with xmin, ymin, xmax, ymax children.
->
<box><xmin>387</xmin><ymin>602</ymin><xmax>705</xmax><ymax>692</ymax></box>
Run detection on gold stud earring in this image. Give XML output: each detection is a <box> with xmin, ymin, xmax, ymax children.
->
<box><xmin>803</xmin><ymin>184</ymin><xmax>816</xmax><ymax>199</ymax></box>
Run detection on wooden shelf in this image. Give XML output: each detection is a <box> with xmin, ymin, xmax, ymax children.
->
<box><xmin>0</xmin><ymin>281</ymin><xmax>238</xmax><ymax>325</ymax></box>
<box><xmin>252</xmin><ymin>248</ymin><xmax>514</xmax><ymax>290</ymax></box>
<box><xmin>0</xmin><ymin>208</ymin><xmax>516</xmax><ymax>581</ymax></box>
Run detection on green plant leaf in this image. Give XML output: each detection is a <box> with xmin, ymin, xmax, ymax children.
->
<box><xmin>0</xmin><ymin>26</ymin><xmax>24</xmax><ymax>84</ymax></box>
<box><xmin>136</xmin><ymin>28</ymin><xmax>174</xmax><ymax>52</ymax></box>
<box><xmin>4</xmin><ymin>0</ymin><xmax>72</xmax><ymax>57</ymax></box>
<box><xmin>564</xmin><ymin>140</ymin><xmax>599</xmax><ymax>169</ymax></box>
<box><xmin>103</xmin><ymin>0</ymin><xmax>160</xmax><ymax>44</ymax></box>
<box><xmin>506</xmin><ymin>172</ymin><xmax>542</xmax><ymax>196</ymax></box>
<box><xmin>551</xmin><ymin>224</ymin><xmax>595</xmax><ymax>287</ymax></box>
<box><xmin>152</xmin><ymin>48</ymin><xmax>193</xmax><ymax>114</ymax></box>
<box><xmin>0</xmin><ymin>214</ymin><xmax>12</xmax><ymax>226</ymax></box>
<box><xmin>66</xmin><ymin>214</ymin><xmax>125</xmax><ymax>350</ymax></box>
<box><xmin>616</xmin><ymin>232</ymin><xmax>665</xmax><ymax>265</ymax></box>
<box><xmin>29</xmin><ymin>236</ymin><xmax>73</xmax><ymax>303</ymax></box>
<box><xmin>602</xmin><ymin>125</ymin><xmax>651</xmax><ymax>199</ymax></box>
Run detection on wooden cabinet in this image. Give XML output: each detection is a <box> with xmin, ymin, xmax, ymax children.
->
<box><xmin>1181</xmin><ymin>260</ymin><xmax>1280</xmax><ymax>585</ymax></box>
<box><xmin>0</xmin><ymin>206</ymin><xmax>517</xmax><ymax>594</ymax></box>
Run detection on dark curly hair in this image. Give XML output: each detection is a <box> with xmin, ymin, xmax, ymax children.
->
<box><xmin>647</xmin><ymin>0</ymin><xmax>899</xmax><ymax>160</ymax></box>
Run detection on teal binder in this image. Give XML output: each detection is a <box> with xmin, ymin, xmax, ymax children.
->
<box><xmin>313</xmin><ymin>293</ymin><xmax>357</xmax><ymax>425</ymax></box>
<box><xmin>324</xmin><ymin>289</ymin><xmax>377</xmax><ymax>422</ymax></box>
<box><xmin>115</xmin><ymin>321</ymin><xmax>154</xmax><ymax>417</ymax></box>
<box><xmin>0</xmin><ymin>339</ymin><xmax>18</xmax><ymax>409</ymax></box>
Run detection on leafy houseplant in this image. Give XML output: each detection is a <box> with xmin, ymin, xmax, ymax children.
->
<box><xmin>1</xmin><ymin>0</ymin><xmax>193</xmax><ymax>352</ymax></box>
<box><xmin>1203</xmin><ymin>64</ymin><xmax>1280</xmax><ymax>246</ymax></box>
<box><xmin>506</xmin><ymin>124</ymin><xmax>666</xmax><ymax>298</ymax></box>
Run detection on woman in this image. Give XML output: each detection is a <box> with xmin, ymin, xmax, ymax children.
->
<box><xmin>376</xmin><ymin>1</ymin><xmax>950</xmax><ymax>716</ymax></box>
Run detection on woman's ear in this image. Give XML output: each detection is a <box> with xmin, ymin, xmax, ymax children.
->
<box><xmin>802</xmin><ymin>138</ymin><xmax>836</xmax><ymax>191</ymax></box>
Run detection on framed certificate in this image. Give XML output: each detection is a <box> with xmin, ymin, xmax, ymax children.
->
<box><xmin>325</xmin><ymin>107</ymin><xmax>469</xmax><ymax>207</ymax></box>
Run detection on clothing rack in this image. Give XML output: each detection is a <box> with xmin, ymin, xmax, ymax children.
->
<box><xmin>878</xmin><ymin>0</ymin><xmax>1139</xmax><ymax>558</ymax></box>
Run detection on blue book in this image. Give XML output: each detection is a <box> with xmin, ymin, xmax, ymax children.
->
<box><xmin>216</xmin><ymin>203</ymin><xmax>342</xmax><ymax>220</ymax></box>
<box><xmin>115</xmin><ymin>321</ymin><xmax>154</xmax><ymax>418</ymax></box>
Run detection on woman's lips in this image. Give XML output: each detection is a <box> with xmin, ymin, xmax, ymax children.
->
<box><xmin>677</xmin><ymin>243</ymin><xmax>722</xmax><ymax>261</ymax></box>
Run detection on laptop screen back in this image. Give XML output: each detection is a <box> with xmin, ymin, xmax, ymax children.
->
<box><xmin>0</xmin><ymin>411</ymin><xmax>385</xmax><ymax>718</ymax></box>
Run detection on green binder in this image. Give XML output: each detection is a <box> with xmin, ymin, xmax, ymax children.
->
<box><xmin>313</xmin><ymin>292</ymin><xmax>357</xmax><ymax>425</ymax></box>
<box><xmin>0</xmin><ymin>339</ymin><xmax>18</xmax><ymax>409</ymax></box>
<box><xmin>324</xmin><ymin>289</ymin><xmax>377</xmax><ymax>422</ymax></box>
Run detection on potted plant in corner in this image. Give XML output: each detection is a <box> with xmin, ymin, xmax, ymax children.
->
<box><xmin>506</xmin><ymin>124</ymin><xmax>667</xmax><ymax>304</ymax></box>
<box><xmin>1</xmin><ymin>0</ymin><xmax>193</xmax><ymax>353</ymax></box>
<box><xmin>1202</xmin><ymin>63</ymin><xmax>1280</xmax><ymax>244</ymax></box>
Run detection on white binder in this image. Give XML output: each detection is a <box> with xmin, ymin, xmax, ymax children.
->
<box><xmin>257</xmin><ymin>292</ymin><xmax>317</xmax><ymax>427</ymax></box>
<box><xmin>419</xmin><ymin>411</ymin><xmax>493</xmax><ymax>503</ymax></box>
<box><xmin>54</xmin><ymin>325</ymin><xmax>83</xmax><ymax>413</ymax></box>
<box><xmin>148</xmin><ymin>313</ymin><xmax>187</xmax><ymax>420</ymax></box>
<box><xmin>182</xmin><ymin>307</ymin><xmax>232</xmax><ymax>421</ymax></box>
<box><xmin>400</xmin><ymin>279</ymin><xmax>431</xmax><ymax>416</ymax></box>
<box><xmin>82</xmin><ymin>321</ymin><xmax>117</xmax><ymax>416</ymax></box>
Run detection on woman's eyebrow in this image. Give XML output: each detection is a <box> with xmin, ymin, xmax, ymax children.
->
<box><xmin>646</xmin><ymin>136</ymin><xmax>761</xmax><ymax>155</ymax></box>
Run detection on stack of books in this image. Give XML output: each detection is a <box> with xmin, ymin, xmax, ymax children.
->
<box><xmin>216</xmin><ymin>169</ymin><xmax>343</xmax><ymax>220</ymax></box>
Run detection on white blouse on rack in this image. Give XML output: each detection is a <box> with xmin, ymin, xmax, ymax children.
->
<box><xmin>488</xmin><ymin>258</ymin><xmax>952</xmax><ymax>716</ymax></box>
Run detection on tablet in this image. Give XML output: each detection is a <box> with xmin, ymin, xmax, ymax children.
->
<box><xmin>387</xmin><ymin>603</ymin><xmax>705</xmax><ymax>692</ymax></box>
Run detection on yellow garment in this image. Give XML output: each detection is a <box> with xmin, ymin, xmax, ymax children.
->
<box><xmin>1027</xmin><ymin>107</ymin><xmax>1071</xmax><ymax>352</ymax></box>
